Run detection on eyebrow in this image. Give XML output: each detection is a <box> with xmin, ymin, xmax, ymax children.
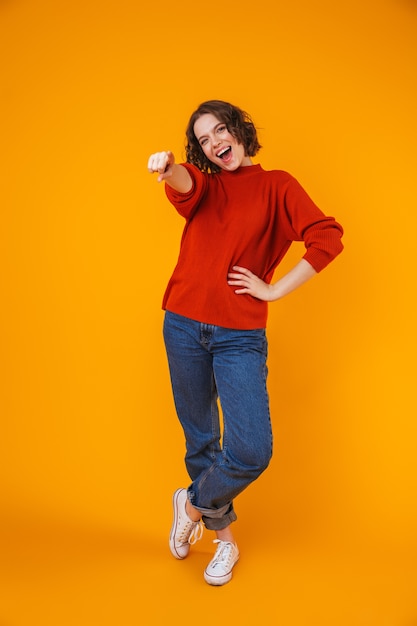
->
<box><xmin>196</xmin><ymin>122</ymin><xmax>224</xmax><ymax>143</ymax></box>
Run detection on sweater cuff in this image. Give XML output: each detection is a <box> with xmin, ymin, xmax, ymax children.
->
<box><xmin>303</xmin><ymin>246</ymin><xmax>342</xmax><ymax>273</ymax></box>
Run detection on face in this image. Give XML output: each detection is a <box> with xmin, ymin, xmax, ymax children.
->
<box><xmin>193</xmin><ymin>113</ymin><xmax>252</xmax><ymax>171</ymax></box>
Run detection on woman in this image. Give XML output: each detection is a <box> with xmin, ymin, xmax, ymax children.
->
<box><xmin>147</xmin><ymin>100</ymin><xmax>344</xmax><ymax>586</ymax></box>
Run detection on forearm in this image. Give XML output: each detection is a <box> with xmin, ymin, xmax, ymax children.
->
<box><xmin>269</xmin><ymin>259</ymin><xmax>317</xmax><ymax>301</ymax></box>
<box><xmin>164</xmin><ymin>163</ymin><xmax>193</xmax><ymax>193</ymax></box>
<box><xmin>228</xmin><ymin>258</ymin><xmax>317</xmax><ymax>301</ymax></box>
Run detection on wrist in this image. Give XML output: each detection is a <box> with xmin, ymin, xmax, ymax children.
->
<box><xmin>268</xmin><ymin>282</ymin><xmax>282</xmax><ymax>302</ymax></box>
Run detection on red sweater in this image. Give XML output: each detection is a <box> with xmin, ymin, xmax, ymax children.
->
<box><xmin>163</xmin><ymin>163</ymin><xmax>343</xmax><ymax>329</ymax></box>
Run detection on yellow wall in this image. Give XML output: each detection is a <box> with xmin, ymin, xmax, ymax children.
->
<box><xmin>1</xmin><ymin>0</ymin><xmax>416</xmax><ymax>576</ymax></box>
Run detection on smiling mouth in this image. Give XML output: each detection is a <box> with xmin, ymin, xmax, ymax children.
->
<box><xmin>217</xmin><ymin>146</ymin><xmax>232</xmax><ymax>159</ymax></box>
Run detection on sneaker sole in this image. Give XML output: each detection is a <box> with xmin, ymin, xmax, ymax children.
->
<box><xmin>204</xmin><ymin>557</ymin><xmax>239</xmax><ymax>586</ymax></box>
<box><xmin>169</xmin><ymin>488</ymin><xmax>189</xmax><ymax>560</ymax></box>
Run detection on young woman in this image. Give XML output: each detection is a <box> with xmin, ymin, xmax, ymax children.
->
<box><xmin>147</xmin><ymin>100</ymin><xmax>344</xmax><ymax>586</ymax></box>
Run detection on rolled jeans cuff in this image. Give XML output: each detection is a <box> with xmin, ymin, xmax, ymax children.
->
<box><xmin>188</xmin><ymin>490</ymin><xmax>237</xmax><ymax>531</ymax></box>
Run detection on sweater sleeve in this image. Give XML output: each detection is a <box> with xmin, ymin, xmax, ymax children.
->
<box><xmin>164</xmin><ymin>163</ymin><xmax>208</xmax><ymax>219</ymax></box>
<box><xmin>282</xmin><ymin>174</ymin><xmax>344</xmax><ymax>272</ymax></box>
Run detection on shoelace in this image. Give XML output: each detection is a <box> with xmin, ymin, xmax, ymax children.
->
<box><xmin>210</xmin><ymin>539</ymin><xmax>234</xmax><ymax>568</ymax></box>
<box><xmin>189</xmin><ymin>520</ymin><xmax>204</xmax><ymax>545</ymax></box>
<box><xmin>178</xmin><ymin>518</ymin><xmax>204</xmax><ymax>545</ymax></box>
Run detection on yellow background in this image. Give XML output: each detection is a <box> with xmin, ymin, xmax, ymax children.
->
<box><xmin>1</xmin><ymin>0</ymin><xmax>416</xmax><ymax>624</ymax></box>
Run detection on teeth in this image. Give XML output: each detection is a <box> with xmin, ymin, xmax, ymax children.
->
<box><xmin>217</xmin><ymin>147</ymin><xmax>230</xmax><ymax>157</ymax></box>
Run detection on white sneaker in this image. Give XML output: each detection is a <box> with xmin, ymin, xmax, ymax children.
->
<box><xmin>204</xmin><ymin>539</ymin><xmax>239</xmax><ymax>585</ymax></box>
<box><xmin>169</xmin><ymin>488</ymin><xmax>203</xmax><ymax>559</ymax></box>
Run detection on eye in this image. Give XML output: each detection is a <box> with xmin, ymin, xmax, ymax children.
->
<box><xmin>200</xmin><ymin>138</ymin><xmax>208</xmax><ymax>146</ymax></box>
<box><xmin>217</xmin><ymin>125</ymin><xmax>227</xmax><ymax>133</ymax></box>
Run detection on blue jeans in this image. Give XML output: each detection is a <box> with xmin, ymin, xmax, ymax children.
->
<box><xmin>163</xmin><ymin>311</ymin><xmax>273</xmax><ymax>531</ymax></box>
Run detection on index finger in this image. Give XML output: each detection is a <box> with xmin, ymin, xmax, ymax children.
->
<box><xmin>232</xmin><ymin>265</ymin><xmax>252</xmax><ymax>275</ymax></box>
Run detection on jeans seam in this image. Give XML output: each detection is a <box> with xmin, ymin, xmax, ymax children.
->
<box><xmin>210</xmin><ymin>372</ymin><xmax>219</xmax><ymax>461</ymax></box>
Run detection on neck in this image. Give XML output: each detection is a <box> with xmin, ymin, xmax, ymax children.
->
<box><xmin>241</xmin><ymin>156</ymin><xmax>253</xmax><ymax>167</ymax></box>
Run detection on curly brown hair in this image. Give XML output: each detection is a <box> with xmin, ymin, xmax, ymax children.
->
<box><xmin>185</xmin><ymin>100</ymin><xmax>262</xmax><ymax>173</ymax></box>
